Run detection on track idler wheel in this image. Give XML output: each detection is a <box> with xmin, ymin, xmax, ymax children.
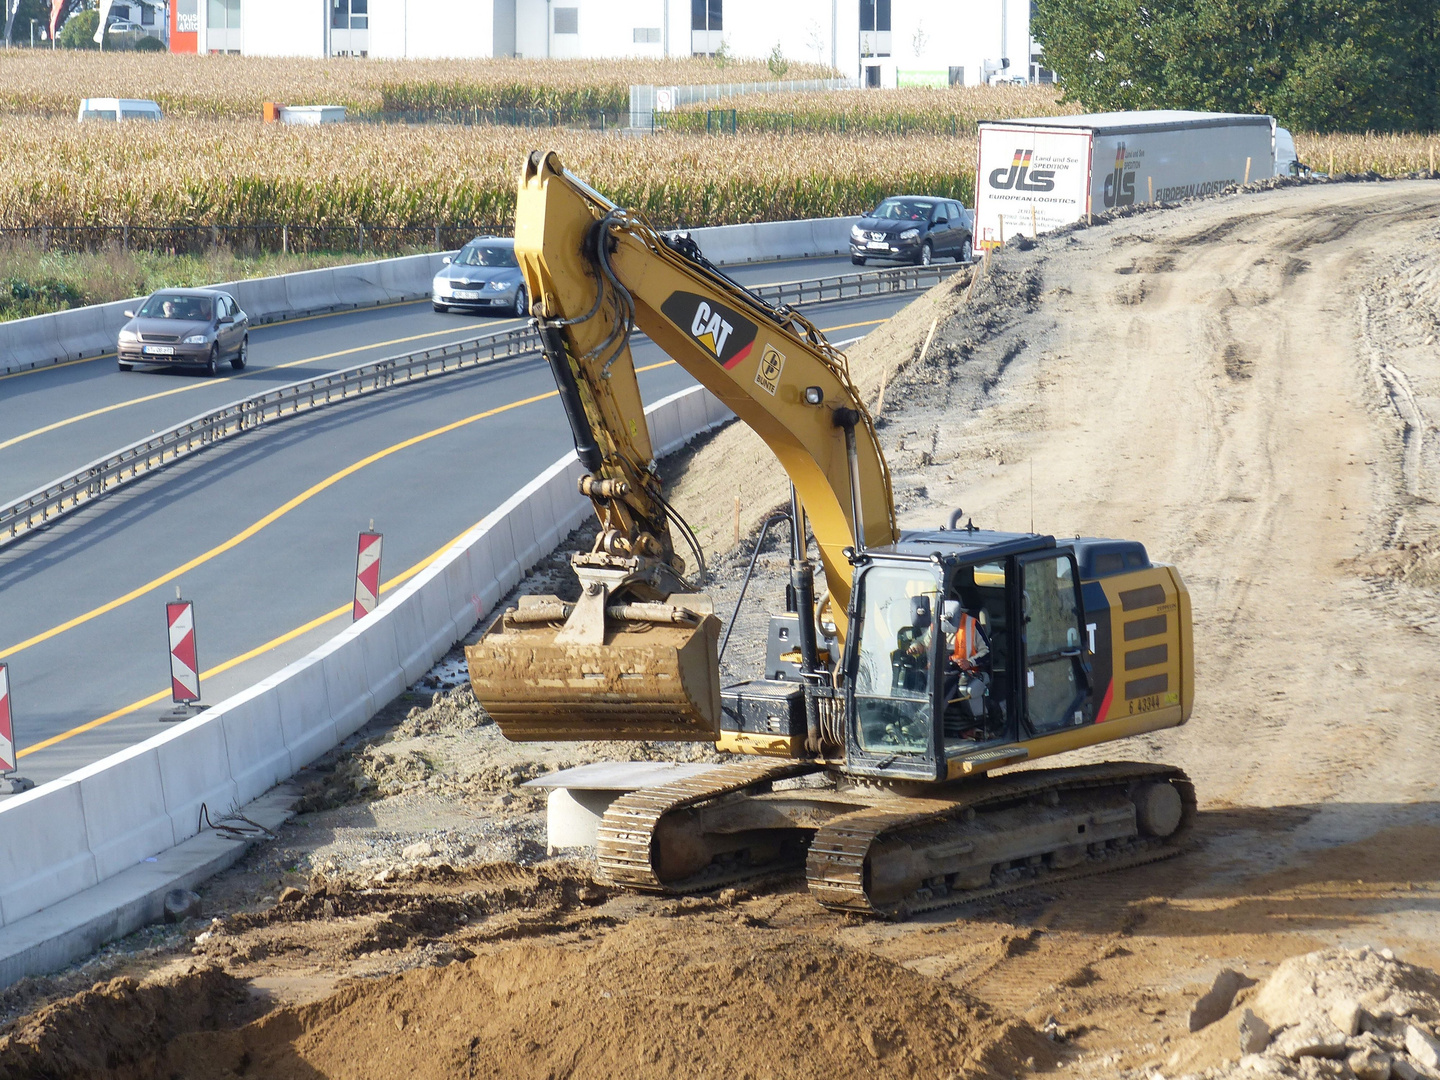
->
<box><xmin>1132</xmin><ymin>781</ymin><xmax>1184</xmax><ymax>837</ymax></box>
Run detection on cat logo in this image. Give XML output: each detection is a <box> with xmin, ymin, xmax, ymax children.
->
<box><xmin>754</xmin><ymin>344</ymin><xmax>785</xmax><ymax>395</ymax></box>
<box><xmin>660</xmin><ymin>291</ymin><xmax>758</xmax><ymax>369</ymax></box>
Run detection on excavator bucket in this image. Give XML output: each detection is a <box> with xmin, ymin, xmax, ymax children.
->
<box><xmin>465</xmin><ymin>597</ymin><xmax>722</xmax><ymax>742</ymax></box>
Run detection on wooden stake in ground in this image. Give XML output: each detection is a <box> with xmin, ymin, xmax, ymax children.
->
<box><xmin>733</xmin><ymin>496</ymin><xmax>741</xmax><ymax>548</ymax></box>
<box><xmin>1330</xmin><ymin>148</ymin><xmax>1335</xmax><ymax>175</ymax></box>
<box><xmin>1148</xmin><ymin>175</ymin><xmax>1154</xmax><ymax>203</ymax></box>
<box><xmin>1244</xmin><ymin>156</ymin><xmax>1252</xmax><ymax>185</ymax></box>
<box><xmin>1030</xmin><ymin>204</ymin><xmax>1037</xmax><ymax>238</ymax></box>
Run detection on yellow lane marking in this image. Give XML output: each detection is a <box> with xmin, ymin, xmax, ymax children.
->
<box><xmin>0</xmin><ymin>297</ymin><xmax>430</xmax><ymax>385</ymax></box>
<box><xmin>817</xmin><ymin>318</ymin><xmax>887</xmax><ymax>333</ymax></box>
<box><xmin>8</xmin><ymin>313</ymin><xmax>893</xmax><ymax>754</ymax></box>
<box><xmin>15</xmin><ymin>522</ymin><xmax>463</xmax><ymax>758</ymax></box>
<box><xmin>0</xmin><ymin>319</ymin><xmax>524</xmax><ymax>452</ymax></box>
<box><xmin>0</xmin><ymin>357</ymin><xmax>676</xmax><ymax>666</ymax></box>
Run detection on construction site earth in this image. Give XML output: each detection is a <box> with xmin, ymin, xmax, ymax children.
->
<box><xmin>2</xmin><ymin>176</ymin><xmax>1439</xmax><ymax>1080</ymax></box>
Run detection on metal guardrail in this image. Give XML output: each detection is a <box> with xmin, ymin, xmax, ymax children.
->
<box><xmin>751</xmin><ymin>262</ymin><xmax>962</xmax><ymax>306</ymax></box>
<box><xmin>0</xmin><ymin>262</ymin><xmax>965</xmax><ymax>549</ymax></box>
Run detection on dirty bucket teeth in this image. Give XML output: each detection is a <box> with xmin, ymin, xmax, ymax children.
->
<box><xmin>466</xmin><ymin>597</ymin><xmax>722</xmax><ymax>742</ymax></box>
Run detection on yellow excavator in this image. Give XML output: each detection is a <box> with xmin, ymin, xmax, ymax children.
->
<box><xmin>466</xmin><ymin>151</ymin><xmax>1195</xmax><ymax>917</ymax></box>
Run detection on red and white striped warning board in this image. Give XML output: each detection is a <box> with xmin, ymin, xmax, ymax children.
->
<box><xmin>353</xmin><ymin>531</ymin><xmax>383</xmax><ymax>621</ymax></box>
<box><xmin>166</xmin><ymin>600</ymin><xmax>201</xmax><ymax>703</ymax></box>
<box><xmin>0</xmin><ymin>663</ymin><xmax>16</xmax><ymax>773</ymax></box>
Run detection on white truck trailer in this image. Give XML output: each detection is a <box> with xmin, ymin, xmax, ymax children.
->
<box><xmin>974</xmin><ymin>110</ymin><xmax>1297</xmax><ymax>251</ymax></box>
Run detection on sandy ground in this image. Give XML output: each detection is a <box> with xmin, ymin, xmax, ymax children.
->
<box><xmin>2</xmin><ymin>177</ymin><xmax>1439</xmax><ymax>1080</ymax></box>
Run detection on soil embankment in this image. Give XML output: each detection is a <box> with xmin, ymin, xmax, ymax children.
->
<box><xmin>3</xmin><ymin>179</ymin><xmax>1439</xmax><ymax>1080</ymax></box>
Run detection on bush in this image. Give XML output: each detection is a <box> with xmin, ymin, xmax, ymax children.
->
<box><xmin>133</xmin><ymin>34</ymin><xmax>166</xmax><ymax>52</ymax></box>
<box><xmin>767</xmin><ymin>44</ymin><xmax>789</xmax><ymax>79</ymax></box>
<box><xmin>58</xmin><ymin>9</ymin><xmax>98</xmax><ymax>49</ymax></box>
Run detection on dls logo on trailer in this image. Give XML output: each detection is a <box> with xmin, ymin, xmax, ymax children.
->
<box><xmin>1103</xmin><ymin>143</ymin><xmax>1138</xmax><ymax>208</ymax></box>
<box><xmin>0</xmin><ymin>663</ymin><xmax>16</xmax><ymax>773</ymax></box>
<box><xmin>988</xmin><ymin>149</ymin><xmax>1057</xmax><ymax>192</ymax></box>
<box><xmin>660</xmin><ymin>292</ymin><xmax>758</xmax><ymax>369</ymax></box>
<box><xmin>166</xmin><ymin>598</ymin><xmax>201</xmax><ymax>704</ymax></box>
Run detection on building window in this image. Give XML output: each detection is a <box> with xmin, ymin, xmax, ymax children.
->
<box><xmin>207</xmin><ymin>0</ymin><xmax>239</xmax><ymax>30</ymax></box>
<box><xmin>634</xmin><ymin>27</ymin><xmax>660</xmax><ymax>43</ymax></box>
<box><xmin>554</xmin><ymin>7</ymin><xmax>578</xmax><ymax>34</ymax></box>
<box><xmin>140</xmin><ymin>3</ymin><xmax>155</xmax><ymax>25</ymax></box>
<box><xmin>691</xmin><ymin>0</ymin><xmax>721</xmax><ymax>31</ymax></box>
<box><xmin>332</xmin><ymin>0</ymin><xmax>367</xmax><ymax>30</ymax></box>
<box><xmin>859</xmin><ymin>0</ymin><xmax>890</xmax><ymax>58</ymax></box>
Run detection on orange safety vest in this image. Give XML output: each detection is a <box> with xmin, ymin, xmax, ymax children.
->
<box><xmin>950</xmin><ymin>612</ymin><xmax>983</xmax><ymax>670</ymax></box>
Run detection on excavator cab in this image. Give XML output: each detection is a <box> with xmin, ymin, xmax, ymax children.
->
<box><xmin>840</xmin><ymin>535</ymin><xmax>1093</xmax><ymax>782</ymax></box>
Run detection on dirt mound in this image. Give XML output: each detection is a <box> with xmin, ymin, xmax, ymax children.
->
<box><xmin>0</xmin><ymin>964</ymin><xmax>257</xmax><ymax>1080</ymax></box>
<box><xmin>176</xmin><ymin>917</ymin><xmax>1055</xmax><ymax>1080</ymax></box>
<box><xmin>192</xmin><ymin>862</ymin><xmax>611</xmax><ymax>971</ymax></box>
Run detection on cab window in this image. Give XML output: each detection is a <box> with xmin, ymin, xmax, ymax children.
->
<box><xmin>851</xmin><ymin>565</ymin><xmax>941</xmax><ymax>755</ymax></box>
<box><xmin>1022</xmin><ymin>555</ymin><xmax>1087</xmax><ymax>734</ymax></box>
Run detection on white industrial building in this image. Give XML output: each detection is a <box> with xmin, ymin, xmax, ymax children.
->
<box><xmin>185</xmin><ymin>0</ymin><xmax>1039</xmax><ymax>87</ymax></box>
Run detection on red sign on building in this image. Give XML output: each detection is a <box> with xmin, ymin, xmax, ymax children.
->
<box><xmin>170</xmin><ymin>0</ymin><xmax>198</xmax><ymax>52</ymax></box>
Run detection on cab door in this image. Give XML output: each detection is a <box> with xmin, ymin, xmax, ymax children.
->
<box><xmin>1017</xmin><ymin>552</ymin><xmax>1090</xmax><ymax>736</ymax></box>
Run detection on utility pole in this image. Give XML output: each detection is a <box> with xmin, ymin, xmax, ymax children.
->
<box><xmin>830</xmin><ymin>0</ymin><xmax>837</xmax><ymax>71</ymax></box>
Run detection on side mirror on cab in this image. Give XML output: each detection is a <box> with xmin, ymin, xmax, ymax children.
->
<box><xmin>442</xmin><ymin>256</ymin><xmax>452</xmax><ymax>265</ymax></box>
<box><xmin>123</xmin><ymin>311</ymin><xmax>134</xmax><ymax>319</ymax></box>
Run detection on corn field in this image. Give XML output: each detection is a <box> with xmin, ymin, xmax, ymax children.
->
<box><xmin>0</xmin><ymin>51</ymin><xmax>835</xmax><ymax>121</ymax></box>
<box><xmin>664</xmin><ymin>84</ymin><xmax>1080</xmax><ymax>136</ymax></box>
<box><xmin>0</xmin><ymin>120</ymin><xmax>977</xmax><ymax>253</ymax></box>
<box><xmin>1293</xmin><ymin>132</ymin><xmax>1440</xmax><ymax>177</ymax></box>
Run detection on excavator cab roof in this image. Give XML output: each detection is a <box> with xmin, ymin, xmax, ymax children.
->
<box><xmin>868</xmin><ymin>528</ymin><xmax>1056</xmax><ymax>563</ymax></box>
<box><xmin>866</xmin><ymin>529</ymin><xmax>1152</xmax><ymax>580</ymax></box>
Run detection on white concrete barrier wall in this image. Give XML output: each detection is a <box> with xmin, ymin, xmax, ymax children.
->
<box><xmin>679</xmin><ymin>216</ymin><xmax>861</xmax><ymax>265</ymax></box>
<box><xmin>0</xmin><ymin>384</ymin><xmax>733</xmax><ymax>940</ymax></box>
<box><xmin>0</xmin><ymin>251</ymin><xmax>452</xmax><ymax>377</ymax></box>
<box><xmin>0</xmin><ymin>215</ymin><xmax>860</xmax><ymax>376</ymax></box>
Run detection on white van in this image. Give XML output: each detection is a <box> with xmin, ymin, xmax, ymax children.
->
<box><xmin>76</xmin><ymin>98</ymin><xmax>163</xmax><ymax>123</ymax></box>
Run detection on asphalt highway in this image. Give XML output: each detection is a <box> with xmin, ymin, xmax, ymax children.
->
<box><xmin>0</xmin><ymin>254</ymin><xmax>927</xmax><ymax>788</ymax></box>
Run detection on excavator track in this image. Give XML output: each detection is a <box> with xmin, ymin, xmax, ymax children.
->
<box><xmin>596</xmin><ymin>759</ymin><xmax>825</xmax><ymax>892</ymax></box>
<box><xmin>806</xmin><ymin>762</ymin><xmax>1196</xmax><ymax>918</ymax></box>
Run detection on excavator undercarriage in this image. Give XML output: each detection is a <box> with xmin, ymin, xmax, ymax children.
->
<box><xmin>597</xmin><ymin>760</ymin><xmax>1194</xmax><ymax>917</ymax></box>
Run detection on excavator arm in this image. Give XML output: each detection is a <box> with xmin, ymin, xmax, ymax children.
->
<box><xmin>466</xmin><ymin>150</ymin><xmax>896</xmax><ymax>744</ymax></box>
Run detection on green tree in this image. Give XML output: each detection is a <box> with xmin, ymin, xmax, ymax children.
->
<box><xmin>767</xmin><ymin>43</ymin><xmax>790</xmax><ymax>78</ymax></box>
<box><xmin>1034</xmin><ymin>0</ymin><xmax>1439</xmax><ymax>132</ymax></box>
<box><xmin>58</xmin><ymin>7</ymin><xmax>98</xmax><ymax>48</ymax></box>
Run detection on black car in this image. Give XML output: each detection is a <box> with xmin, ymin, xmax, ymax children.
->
<box><xmin>850</xmin><ymin>196</ymin><xmax>974</xmax><ymax>267</ymax></box>
<box><xmin>116</xmin><ymin>288</ymin><xmax>249</xmax><ymax>376</ymax></box>
<box><xmin>432</xmin><ymin>236</ymin><xmax>528</xmax><ymax>316</ymax></box>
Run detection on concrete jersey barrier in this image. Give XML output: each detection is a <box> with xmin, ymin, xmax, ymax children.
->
<box><xmin>0</xmin><ymin>251</ymin><xmax>452</xmax><ymax>377</ymax></box>
<box><xmin>0</xmin><ymin>384</ymin><xmax>734</xmax><ymax>984</ymax></box>
<box><xmin>0</xmin><ymin>215</ymin><xmax>861</xmax><ymax>377</ymax></box>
